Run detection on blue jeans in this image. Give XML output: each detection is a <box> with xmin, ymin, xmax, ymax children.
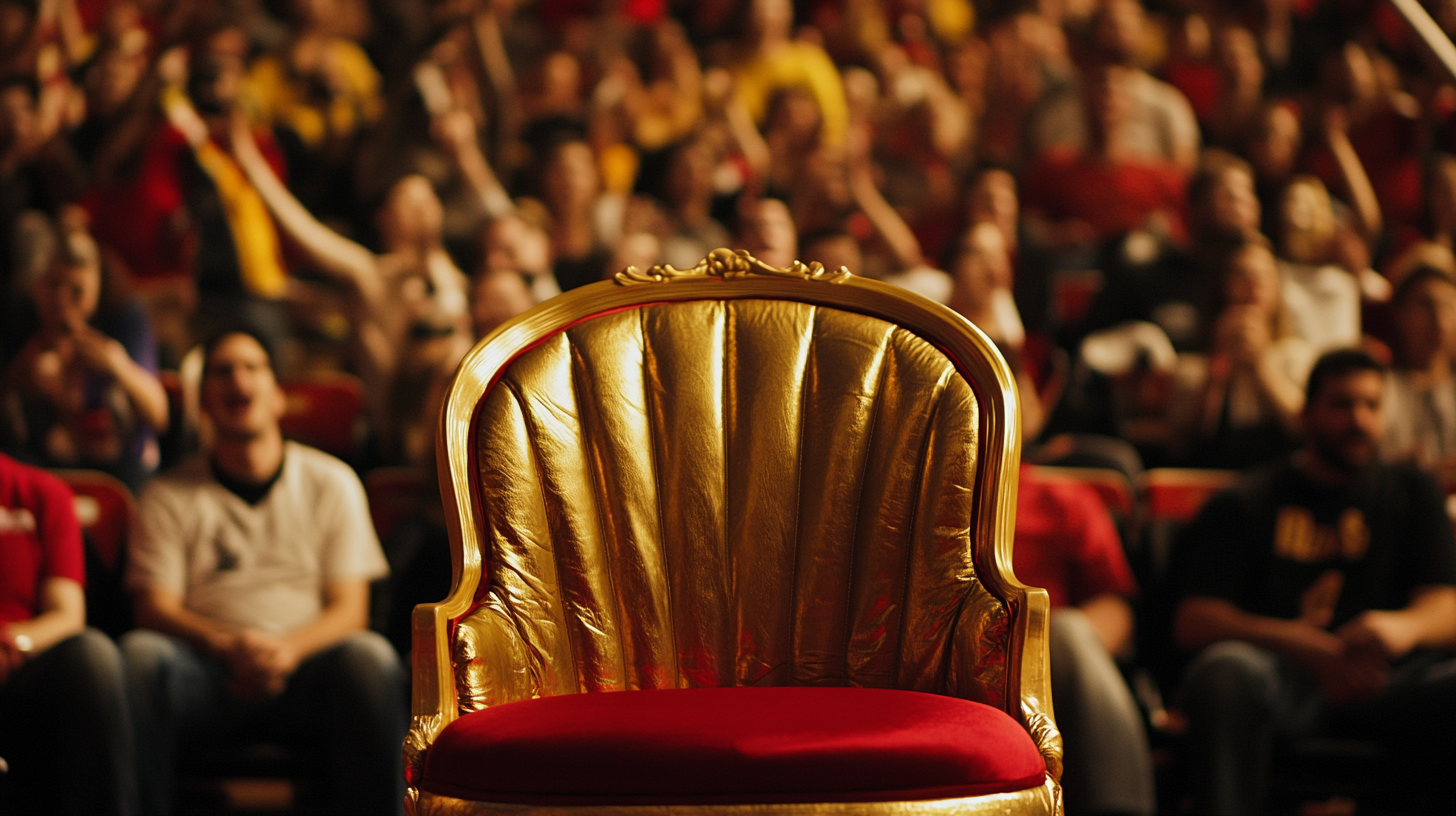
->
<box><xmin>122</xmin><ymin>629</ymin><xmax>406</xmax><ymax>816</ymax></box>
<box><xmin>0</xmin><ymin>628</ymin><xmax>137</xmax><ymax>815</ymax></box>
<box><xmin>1178</xmin><ymin>640</ymin><xmax>1456</xmax><ymax>816</ymax></box>
<box><xmin>1050</xmin><ymin>609</ymin><xmax>1156</xmax><ymax>816</ymax></box>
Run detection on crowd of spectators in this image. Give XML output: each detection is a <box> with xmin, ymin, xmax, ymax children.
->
<box><xmin>2</xmin><ymin>0</ymin><xmax>1456</xmax><ymax>813</ymax></box>
<box><xmin>3</xmin><ymin>0</ymin><xmax>1456</xmax><ymax>475</ymax></box>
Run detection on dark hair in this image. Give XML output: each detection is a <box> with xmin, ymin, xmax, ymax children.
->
<box><xmin>201</xmin><ymin>327</ymin><xmax>276</xmax><ymax>377</ymax></box>
<box><xmin>1304</xmin><ymin>348</ymin><xmax>1385</xmax><ymax>404</ymax></box>
<box><xmin>1392</xmin><ymin>264</ymin><xmax>1456</xmax><ymax>305</ymax></box>
<box><xmin>0</xmin><ymin>74</ymin><xmax>39</xmax><ymax>99</ymax></box>
<box><xmin>798</xmin><ymin>225</ymin><xmax>855</xmax><ymax>247</ymax></box>
<box><xmin>1188</xmin><ymin>149</ymin><xmax>1253</xmax><ymax>212</ymax></box>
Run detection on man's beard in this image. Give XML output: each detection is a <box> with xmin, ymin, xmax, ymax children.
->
<box><xmin>1310</xmin><ymin>429</ymin><xmax>1378</xmax><ymax>473</ymax></box>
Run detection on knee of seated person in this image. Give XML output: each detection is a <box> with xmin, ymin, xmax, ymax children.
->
<box><xmin>1181</xmin><ymin>640</ymin><xmax>1279</xmax><ymax>711</ymax></box>
<box><xmin>120</xmin><ymin>628</ymin><xmax>184</xmax><ymax>674</ymax></box>
<box><xmin>321</xmin><ymin>631</ymin><xmax>403</xmax><ymax>681</ymax></box>
<box><xmin>1049</xmin><ymin>607</ymin><xmax>1104</xmax><ymax>659</ymax></box>
<box><xmin>62</xmin><ymin>627</ymin><xmax>122</xmax><ymax>663</ymax></box>
<box><xmin>42</xmin><ymin>628</ymin><xmax>125</xmax><ymax>683</ymax></box>
<box><xmin>1050</xmin><ymin>608</ymin><xmax>1103</xmax><ymax>652</ymax></box>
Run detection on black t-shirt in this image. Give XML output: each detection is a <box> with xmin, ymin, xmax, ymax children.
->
<box><xmin>1178</xmin><ymin>458</ymin><xmax>1456</xmax><ymax>629</ymax></box>
<box><xmin>1079</xmin><ymin>242</ymin><xmax>1218</xmax><ymax>354</ymax></box>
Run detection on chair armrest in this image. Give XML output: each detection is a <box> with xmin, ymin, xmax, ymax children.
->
<box><xmin>406</xmin><ymin>596</ymin><xmax>534</xmax><ymax>807</ymax></box>
<box><xmin>452</xmin><ymin>598</ymin><xmax>536</xmax><ymax>711</ymax></box>
<box><xmin>946</xmin><ymin>583</ymin><xmax>1063</xmax><ymax>784</ymax></box>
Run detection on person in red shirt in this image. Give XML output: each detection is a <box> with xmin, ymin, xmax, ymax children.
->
<box><xmin>1015</xmin><ymin>464</ymin><xmax>1153</xmax><ymax>816</ymax></box>
<box><xmin>0</xmin><ymin>452</ymin><xmax>134</xmax><ymax>814</ymax></box>
<box><xmin>1022</xmin><ymin>64</ymin><xmax>1187</xmax><ymax>252</ymax></box>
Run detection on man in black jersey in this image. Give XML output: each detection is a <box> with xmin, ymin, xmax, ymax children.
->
<box><xmin>1173</xmin><ymin>349</ymin><xmax>1456</xmax><ymax>816</ymax></box>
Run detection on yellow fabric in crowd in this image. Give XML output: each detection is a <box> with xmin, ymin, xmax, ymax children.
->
<box><xmin>927</xmin><ymin>0</ymin><xmax>975</xmax><ymax>45</ymax></box>
<box><xmin>192</xmin><ymin>141</ymin><xmax>290</xmax><ymax>299</ymax></box>
<box><xmin>245</xmin><ymin>40</ymin><xmax>383</xmax><ymax>150</ymax></box>
<box><xmin>598</xmin><ymin>142</ymin><xmax>640</xmax><ymax>196</ymax></box>
<box><xmin>735</xmin><ymin>41</ymin><xmax>849</xmax><ymax>147</ymax></box>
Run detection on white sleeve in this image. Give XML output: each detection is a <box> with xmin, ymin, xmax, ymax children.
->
<box><xmin>1157</xmin><ymin>80</ymin><xmax>1201</xmax><ymax>163</ymax></box>
<box><xmin>126</xmin><ymin>483</ymin><xmax>190</xmax><ymax>596</ymax></box>
<box><xmin>317</xmin><ymin>460</ymin><xmax>389</xmax><ymax>584</ymax></box>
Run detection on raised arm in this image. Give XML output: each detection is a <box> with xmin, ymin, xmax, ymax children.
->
<box><xmin>705</xmin><ymin>68</ymin><xmax>770</xmax><ymax>181</ymax></box>
<box><xmin>1323</xmin><ymin>106</ymin><xmax>1383</xmax><ymax>241</ymax></box>
<box><xmin>847</xmin><ymin>131</ymin><xmax>925</xmax><ymax>271</ymax></box>
<box><xmin>472</xmin><ymin>6</ymin><xmax>520</xmax><ymax>158</ymax></box>
<box><xmin>226</xmin><ymin>114</ymin><xmax>381</xmax><ymax>299</ymax></box>
<box><xmin>433</xmin><ymin>107</ymin><xmax>514</xmax><ymax>221</ymax></box>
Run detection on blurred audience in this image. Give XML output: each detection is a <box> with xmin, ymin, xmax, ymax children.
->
<box><xmin>2</xmin><ymin>211</ymin><xmax>166</xmax><ymax>491</ymax></box>
<box><xmin>1382</xmin><ymin>265</ymin><xmax>1456</xmax><ymax>471</ymax></box>
<box><xmin>1274</xmin><ymin>176</ymin><xmax>1363</xmax><ymax>352</ymax></box>
<box><xmin>0</xmin><ymin>0</ymin><xmax>1455</xmax><ymax>810</ymax></box>
<box><xmin>1027</xmin><ymin>0</ymin><xmax>1199</xmax><ymax>173</ymax></box>
<box><xmin>1015</xmin><ymin>463</ymin><xmax>1153</xmax><ymax>816</ymax></box>
<box><xmin>1183</xmin><ymin>240</ymin><xmax>1315</xmax><ymax>468</ymax></box>
<box><xmin>231</xmin><ymin>120</ymin><xmax>471</xmax><ymax>465</ymax></box>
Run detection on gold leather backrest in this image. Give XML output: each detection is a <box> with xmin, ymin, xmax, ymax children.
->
<box><xmin>451</xmin><ymin>296</ymin><xmax>1011</xmax><ymax>710</ymax></box>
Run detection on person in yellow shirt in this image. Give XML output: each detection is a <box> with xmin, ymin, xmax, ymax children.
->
<box><xmin>243</xmin><ymin>0</ymin><xmax>382</xmax><ymax>154</ymax></box>
<box><xmin>734</xmin><ymin>0</ymin><xmax>848</xmax><ymax>148</ymax></box>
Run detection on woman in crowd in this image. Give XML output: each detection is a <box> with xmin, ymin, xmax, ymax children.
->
<box><xmin>1274</xmin><ymin>175</ymin><xmax>1363</xmax><ymax>351</ymax></box>
<box><xmin>1382</xmin><ymin>265</ymin><xmax>1456</xmax><ymax>472</ymax></box>
<box><xmin>2</xmin><ymin>214</ymin><xmax>166</xmax><ymax>491</ymax></box>
<box><xmin>1184</xmin><ymin>239</ymin><xmax>1316</xmax><ymax>467</ymax></box>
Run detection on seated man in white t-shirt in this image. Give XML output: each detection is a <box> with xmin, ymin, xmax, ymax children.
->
<box><xmin>121</xmin><ymin>330</ymin><xmax>404</xmax><ymax>816</ymax></box>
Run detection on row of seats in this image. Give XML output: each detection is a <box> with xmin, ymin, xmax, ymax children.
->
<box><xmin>1029</xmin><ymin>465</ymin><xmax>1237</xmax><ymax>525</ymax></box>
<box><xmin>58</xmin><ymin>463</ymin><xmax>1235</xmax><ymax>638</ymax></box>
<box><xmin>55</xmin><ymin>459</ymin><xmax>1453</xmax><ymax>814</ymax></box>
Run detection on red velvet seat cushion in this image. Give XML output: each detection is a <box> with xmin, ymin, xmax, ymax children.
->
<box><xmin>421</xmin><ymin>686</ymin><xmax>1047</xmax><ymax>806</ymax></box>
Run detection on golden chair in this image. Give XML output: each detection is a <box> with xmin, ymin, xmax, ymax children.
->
<box><xmin>407</xmin><ymin>249</ymin><xmax>1062</xmax><ymax>816</ymax></box>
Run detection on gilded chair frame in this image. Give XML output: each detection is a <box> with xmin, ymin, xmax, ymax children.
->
<box><xmin>409</xmin><ymin>249</ymin><xmax>1060</xmax><ymax>816</ymax></box>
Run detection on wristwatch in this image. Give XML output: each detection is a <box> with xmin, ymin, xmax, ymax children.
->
<box><xmin>12</xmin><ymin>633</ymin><xmax>32</xmax><ymax>655</ymax></box>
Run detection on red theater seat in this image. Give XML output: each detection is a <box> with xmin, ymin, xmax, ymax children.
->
<box><xmin>422</xmin><ymin>687</ymin><xmax>1046</xmax><ymax>806</ymax></box>
<box><xmin>53</xmin><ymin>469</ymin><xmax>135</xmax><ymax>571</ymax></box>
<box><xmin>1030</xmin><ymin>465</ymin><xmax>1136</xmax><ymax>521</ymax></box>
<box><xmin>1142</xmin><ymin>468</ymin><xmax>1239</xmax><ymax>524</ymax></box>
<box><xmin>279</xmin><ymin>372</ymin><xmax>365</xmax><ymax>459</ymax></box>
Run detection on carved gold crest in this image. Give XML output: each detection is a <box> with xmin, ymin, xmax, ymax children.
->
<box><xmin>615</xmin><ymin>247</ymin><xmax>852</xmax><ymax>286</ymax></box>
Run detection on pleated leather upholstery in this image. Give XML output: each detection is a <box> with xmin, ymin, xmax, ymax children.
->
<box><xmin>451</xmin><ymin>298</ymin><xmax>1011</xmax><ymax>713</ymax></box>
